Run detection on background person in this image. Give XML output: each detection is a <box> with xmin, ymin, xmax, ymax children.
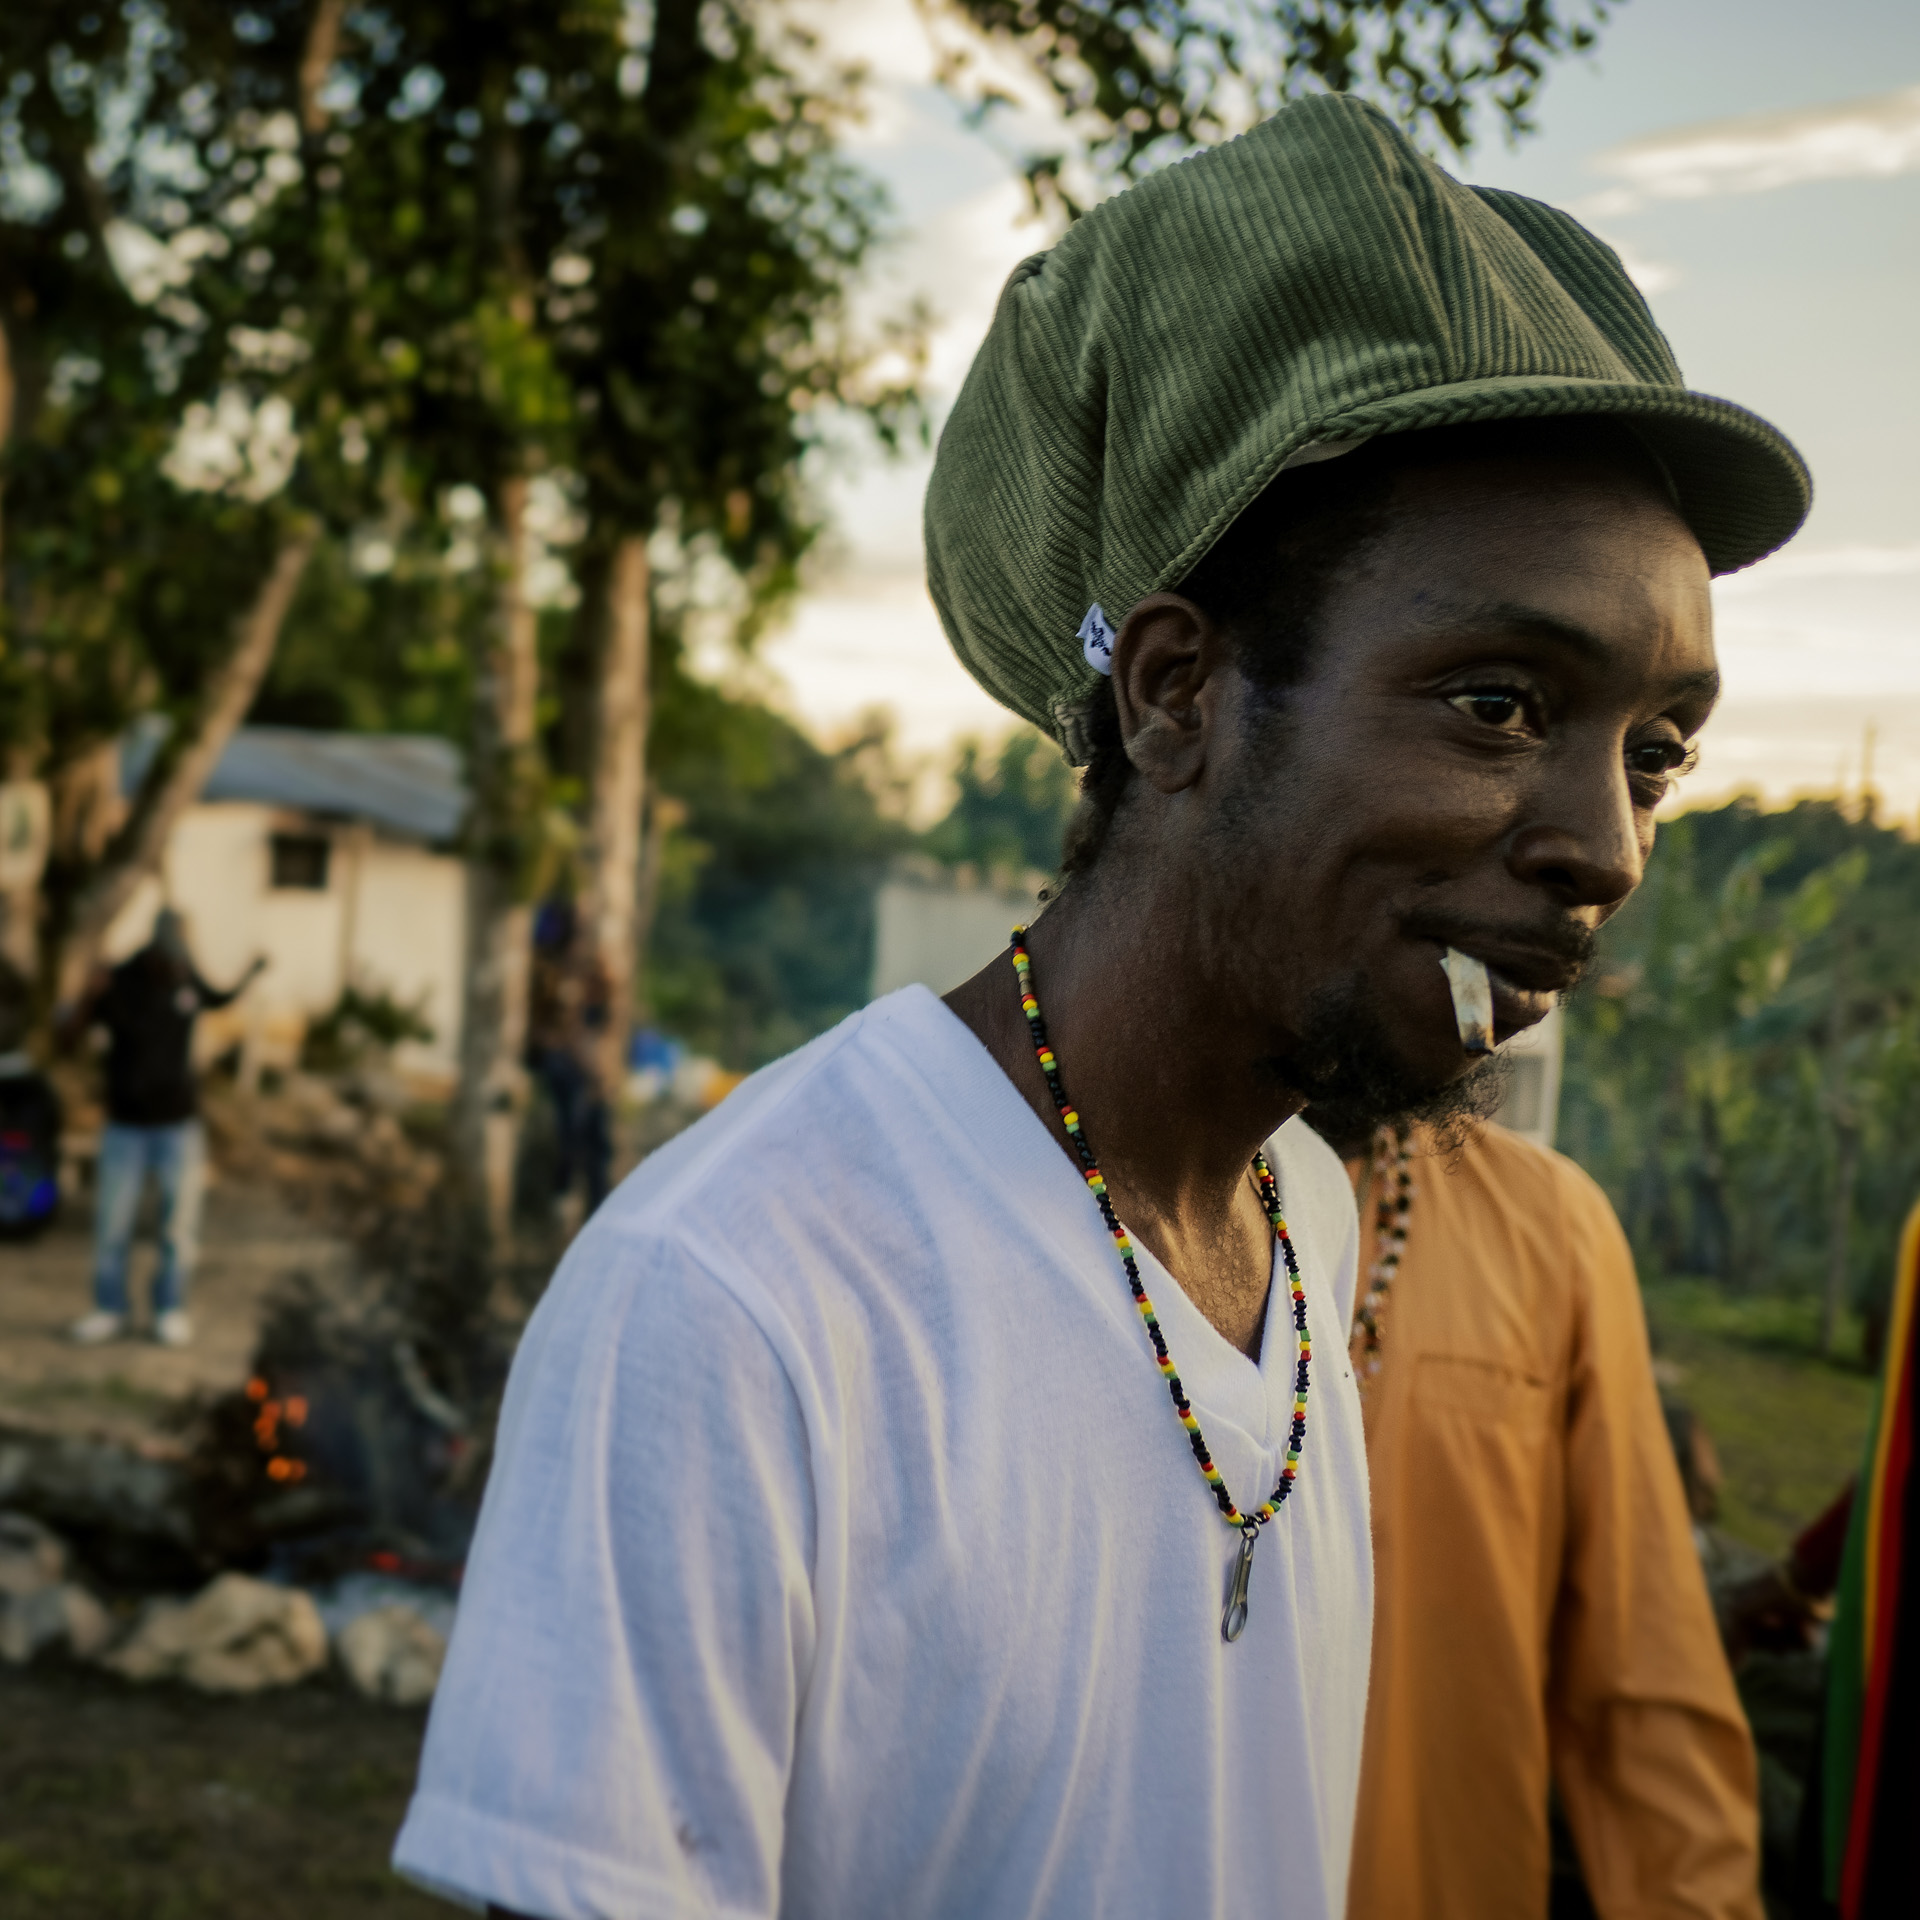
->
<box><xmin>525</xmin><ymin>903</ymin><xmax>614</xmax><ymax>1221</ymax></box>
<box><xmin>62</xmin><ymin>908</ymin><xmax>263</xmax><ymax>1349</ymax></box>
<box><xmin>1322</xmin><ymin>1118</ymin><xmax>1762</xmax><ymax>1920</ymax></box>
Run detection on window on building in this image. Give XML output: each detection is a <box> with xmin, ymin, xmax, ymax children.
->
<box><xmin>270</xmin><ymin>833</ymin><xmax>331</xmax><ymax>890</ymax></box>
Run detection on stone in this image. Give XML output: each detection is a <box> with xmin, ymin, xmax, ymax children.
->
<box><xmin>0</xmin><ymin>1510</ymin><xmax>112</xmax><ymax>1664</ymax></box>
<box><xmin>336</xmin><ymin>1602</ymin><xmax>446</xmax><ymax>1706</ymax></box>
<box><xmin>102</xmin><ymin>1571</ymin><xmax>328</xmax><ymax>1692</ymax></box>
<box><xmin>0</xmin><ymin>1509</ymin><xmax>65</xmax><ymax>1595</ymax></box>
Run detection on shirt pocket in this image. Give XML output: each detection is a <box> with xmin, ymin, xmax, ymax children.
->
<box><xmin>1410</xmin><ymin>1353</ymin><xmax>1552</xmax><ymax>1436</ymax></box>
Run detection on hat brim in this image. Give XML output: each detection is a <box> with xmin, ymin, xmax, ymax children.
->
<box><xmin>1304</xmin><ymin>374</ymin><xmax>1809</xmax><ymax>578</ymax></box>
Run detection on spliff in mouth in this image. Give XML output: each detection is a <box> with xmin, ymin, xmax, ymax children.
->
<box><xmin>1440</xmin><ymin>948</ymin><xmax>1496</xmax><ymax>1056</ymax></box>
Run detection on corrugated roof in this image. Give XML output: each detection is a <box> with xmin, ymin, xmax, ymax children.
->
<box><xmin>123</xmin><ymin>722</ymin><xmax>467</xmax><ymax>844</ymax></box>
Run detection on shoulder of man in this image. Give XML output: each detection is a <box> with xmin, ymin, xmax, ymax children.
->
<box><xmin>569</xmin><ymin>988</ymin><xmax>962</xmax><ymax>1295</ymax></box>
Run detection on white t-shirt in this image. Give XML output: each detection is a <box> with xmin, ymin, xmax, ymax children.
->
<box><xmin>395</xmin><ymin>986</ymin><xmax>1371</xmax><ymax>1920</ymax></box>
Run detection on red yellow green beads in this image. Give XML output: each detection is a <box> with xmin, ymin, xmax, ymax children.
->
<box><xmin>1010</xmin><ymin>928</ymin><xmax>1312</xmax><ymax>1538</ymax></box>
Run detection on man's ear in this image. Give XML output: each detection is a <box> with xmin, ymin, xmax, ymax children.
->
<box><xmin>1110</xmin><ymin>593</ymin><xmax>1235</xmax><ymax>796</ymax></box>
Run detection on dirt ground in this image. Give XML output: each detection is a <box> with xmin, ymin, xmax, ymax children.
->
<box><xmin>0</xmin><ymin>1181</ymin><xmax>345</xmax><ymax>1451</ymax></box>
<box><xmin>0</xmin><ymin>1659</ymin><xmax>442</xmax><ymax>1919</ymax></box>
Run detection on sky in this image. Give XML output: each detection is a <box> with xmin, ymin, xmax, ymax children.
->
<box><xmin>753</xmin><ymin>0</ymin><xmax>1920</xmax><ymax>823</ymax></box>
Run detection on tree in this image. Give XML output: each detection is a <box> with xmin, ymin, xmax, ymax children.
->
<box><xmin>935</xmin><ymin>0</ymin><xmax>1618</xmax><ymax>212</ymax></box>
<box><xmin>0</xmin><ymin>3</ymin><xmax>351</xmax><ymax>1011</ymax></box>
<box><xmin>924</xmin><ymin>726</ymin><xmax>1079</xmax><ymax>878</ymax></box>
<box><xmin>180</xmin><ymin>0</ymin><xmax>920</xmax><ymax>1240</ymax></box>
<box><xmin>1560</xmin><ymin>797</ymin><xmax>1920</xmax><ymax>1347</ymax></box>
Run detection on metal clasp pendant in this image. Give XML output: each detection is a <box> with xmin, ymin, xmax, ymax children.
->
<box><xmin>1222</xmin><ymin>1528</ymin><xmax>1258</xmax><ymax>1642</ymax></box>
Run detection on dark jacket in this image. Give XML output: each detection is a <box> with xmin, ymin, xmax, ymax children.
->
<box><xmin>93</xmin><ymin>949</ymin><xmax>245</xmax><ymax>1126</ymax></box>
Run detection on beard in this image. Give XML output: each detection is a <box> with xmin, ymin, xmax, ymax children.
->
<box><xmin>1255</xmin><ymin>969</ymin><xmax>1512</xmax><ymax>1159</ymax></box>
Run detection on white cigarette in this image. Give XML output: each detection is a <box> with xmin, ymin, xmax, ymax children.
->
<box><xmin>1441</xmin><ymin>948</ymin><xmax>1496</xmax><ymax>1056</ymax></box>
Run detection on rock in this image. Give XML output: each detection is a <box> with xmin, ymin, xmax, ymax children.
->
<box><xmin>336</xmin><ymin>1603</ymin><xmax>446</xmax><ymax>1706</ymax></box>
<box><xmin>0</xmin><ymin>1511</ymin><xmax>112</xmax><ymax>1664</ymax></box>
<box><xmin>0</xmin><ymin>1509</ymin><xmax>66</xmax><ymax>1595</ymax></box>
<box><xmin>0</xmin><ymin>1425</ymin><xmax>199</xmax><ymax>1588</ymax></box>
<box><xmin>60</xmin><ymin>1583</ymin><xmax>113</xmax><ymax>1660</ymax></box>
<box><xmin>103</xmin><ymin>1572</ymin><xmax>328</xmax><ymax>1692</ymax></box>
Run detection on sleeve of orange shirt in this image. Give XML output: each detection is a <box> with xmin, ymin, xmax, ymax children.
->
<box><xmin>1545</xmin><ymin>1164</ymin><xmax>1764</xmax><ymax>1920</ymax></box>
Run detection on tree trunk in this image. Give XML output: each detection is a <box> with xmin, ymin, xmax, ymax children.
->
<box><xmin>0</xmin><ymin>308</ymin><xmax>13</xmax><ymax>576</ymax></box>
<box><xmin>632</xmin><ymin>783</ymin><xmax>686</xmax><ymax>1019</ymax></box>
<box><xmin>49</xmin><ymin>525</ymin><xmax>316</xmax><ymax>1010</ymax></box>
<box><xmin>581</xmin><ymin>534</ymin><xmax>650</xmax><ymax>1094</ymax></box>
<box><xmin>298</xmin><ymin>0</ymin><xmax>349</xmax><ymax>135</ymax></box>
<box><xmin>450</xmin><ymin>474</ymin><xmax>541</xmax><ymax>1246</ymax></box>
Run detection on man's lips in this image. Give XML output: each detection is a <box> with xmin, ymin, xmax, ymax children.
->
<box><xmin>1412</xmin><ymin>929</ymin><xmax>1588</xmax><ymax>1044</ymax></box>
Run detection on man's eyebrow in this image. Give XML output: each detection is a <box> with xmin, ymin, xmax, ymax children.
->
<box><xmin>1437</xmin><ymin>602</ymin><xmax>1614</xmax><ymax>663</ymax></box>
<box><xmin>1433</xmin><ymin>602</ymin><xmax>1722</xmax><ymax>705</ymax></box>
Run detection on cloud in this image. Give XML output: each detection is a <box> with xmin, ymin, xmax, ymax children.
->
<box><xmin>1584</xmin><ymin>84</ymin><xmax>1920</xmax><ymax>214</ymax></box>
<box><xmin>1714</xmin><ymin>543</ymin><xmax>1920</xmax><ymax>595</ymax></box>
<box><xmin>1605</xmin><ymin>238</ymin><xmax>1678</xmax><ymax>295</ymax></box>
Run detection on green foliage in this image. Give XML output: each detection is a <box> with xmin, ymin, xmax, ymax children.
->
<box><xmin>923</xmin><ymin>725</ymin><xmax>1079</xmax><ymax>877</ymax></box>
<box><xmin>1561</xmin><ymin>797</ymin><xmax>1920</xmax><ymax>1318</ymax></box>
<box><xmin>645</xmin><ymin>667</ymin><xmax>913</xmax><ymax>1068</ymax></box>
<box><xmin>250</xmin><ymin>536</ymin><xmax>480</xmax><ymax>736</ymax></box>
<box><xmin>938</xmin><ymin>0</ymin><xmax>1617</xmax><ymax>213</ymax></box>
<box><xmin>0</xmin><ymin>6</ymin><xmax>304</xmax><ymax>771</ymax></box>
<box><xmin>1641</xmin><ymin>1282</ymin><xmax>1876</xmax><ymax>1556</ymax></box>
<box><xmin>301</xmin><ymin>982</ymin><xmax>436</xmax><ymax>1072</ymax></box>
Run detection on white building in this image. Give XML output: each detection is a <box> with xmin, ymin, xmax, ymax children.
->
<box><xmin>108</xmin><ymin>727</ymin><xmax>469</xmax><ymax>1089</ymax></box>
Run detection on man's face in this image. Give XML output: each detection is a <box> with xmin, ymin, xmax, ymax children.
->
<box><xmin>1196</xmin><ymin>452</ymin><xmax>1716</xmax><ymax>1117</ymax></box>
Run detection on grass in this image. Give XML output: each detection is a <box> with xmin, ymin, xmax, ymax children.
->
<box><xmin>1642</xmin><ymin>1279</ymin><xmax>1879</xmax><ymax>1558</ymax></box>
<box><xmin>0</xmin><ymin>1663</ymin><xmax>444</xmax><ymax>1920</ymax></box>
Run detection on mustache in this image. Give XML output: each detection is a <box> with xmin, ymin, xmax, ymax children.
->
<box><xmin>1397</xmin><ymin>911</ymin><xmax>1597</xmax><ymax>988</ymax></box>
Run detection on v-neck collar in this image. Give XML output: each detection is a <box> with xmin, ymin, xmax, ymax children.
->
<box><xmin>865</xmin><ymin>985</ymin><xmax>1294</xmax><ymax>1465</ymax></box>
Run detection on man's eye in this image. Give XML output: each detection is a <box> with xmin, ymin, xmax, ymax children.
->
<box><xmin>1627</xmin><ymin>740</ymin><xmax>1696</xmax><ymax>778</ymax></box>
<box><xmin>1448</xmin><ymin>691</ymin><xmax>1528</xmax><ymax>731</ymax></box>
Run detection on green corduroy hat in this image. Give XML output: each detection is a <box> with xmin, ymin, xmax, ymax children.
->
<box><xmin>924</xmin><ymin>92</ymin><xmax>1811</xmax><ymax>760</ymax></box>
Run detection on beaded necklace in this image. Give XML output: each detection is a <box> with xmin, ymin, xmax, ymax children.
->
<box><xmin>1348</xmin><ymin>1128</ymin><xmax>1414</xmax><ymax>1395</ymax></box>
<box><xmin>1009</xmin><ymin>928</ymin><xmax>1312</xmax><ymax>1643</ymax></box>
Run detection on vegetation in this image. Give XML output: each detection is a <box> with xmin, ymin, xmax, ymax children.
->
<box><xmin>1561</xmin><ymin>794</ymin><xmax>1920</xmax><ymax>1345</ymax></box>
<box><xmin>1642</xmin><ymin>1282</ymin><xmax>1875</xmax><ymax>1557</ymax></box>
<box><xmin>923</xmin><ymin>726</ymin><xmax>1080</xmax><ymax>879</ymax></box>
<box><xmin>645</xmin><ymin>677</ymin><xmax>913</xmax><ymax>1069</ymax></box>
<box><xmin>0</xmin><ymin>0</ymin><xmax>1626</xmax><ymax>1252</ymax></box>
<box><xmin>0</xmin><ymin>1660</ymin><xmax>440</xmax><ymax>1918</ymax></box>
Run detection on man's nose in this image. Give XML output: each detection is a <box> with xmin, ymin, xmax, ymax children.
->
<box><xmin>1503</xmin><ymin>751</ymin><xmax>1644</xmax><ymax>911</ymax></box>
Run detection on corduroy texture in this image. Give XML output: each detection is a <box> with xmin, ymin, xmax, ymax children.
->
<box><xmin>924</xmin><ymin>93</ymin><xmax>1812</xmax><ymax>755</ymax></box>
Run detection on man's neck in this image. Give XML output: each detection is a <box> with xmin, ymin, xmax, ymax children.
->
<box><xmin>943</xmin><ymin>878</ymin><xmax>1305</xmax><ymax>1357</ymax></box>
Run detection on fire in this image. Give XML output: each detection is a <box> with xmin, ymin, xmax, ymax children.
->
<box><xmin>245</xmin><ymin>1375</ymin><xmax>309</xmax><ymax>1484</ymax></box>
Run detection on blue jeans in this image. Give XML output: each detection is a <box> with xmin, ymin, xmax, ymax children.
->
<box><xmin>92</xmin><ymin>1121</ymin><xmax>206</xmax><ymax>1316</ymax></box>
<box><xmin>531</xmin><ymin>1048</ymin><xmax>611</xmax><ymax>1212</ymax></box>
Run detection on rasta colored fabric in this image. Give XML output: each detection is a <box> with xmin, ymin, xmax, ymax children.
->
<box><xmin>1821</xmin><ymin>1199</ymin><xmax>1920</xmax><ymax>1915</ymax></box>
<box><xmin>924</xmin><ymin>92</ymin><xmax>1812</xmax><ymax>759</ymax></box>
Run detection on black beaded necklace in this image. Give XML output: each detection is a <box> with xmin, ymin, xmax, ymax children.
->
<box><xmin>1010</xmin><ymin>929</ymin><xmax>1312</xmax><ymax>1642</ymax></box>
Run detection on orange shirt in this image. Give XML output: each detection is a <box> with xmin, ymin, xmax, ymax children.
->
<box><xmin>1347</xmin><ymin>1125</ymin><xmax>1762</xmax><ymax>1920</ymax></box>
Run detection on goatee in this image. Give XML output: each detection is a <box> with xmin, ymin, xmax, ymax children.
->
<box><xmin>1258</xmin><ymin>972</ymin><xmax>1512</xmax><ymax>1159</ymax></box>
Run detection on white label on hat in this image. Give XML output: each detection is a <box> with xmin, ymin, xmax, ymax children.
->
<box><xmin>1078</xmin><ymin>603</ymin><xmax>1115</xmax><ymax>674</ymax></box>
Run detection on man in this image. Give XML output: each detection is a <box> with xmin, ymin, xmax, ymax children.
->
<box><xmin>525</xmin><ymin>904</ymin><xmax>614</xmax><ymax>1221</ymax></box>
<box><xmin>396</xmin><ymin>96</ymin><xmax>1807</xmax><ymax>1920</ymax></box>
<box><xmin>64</xmin><ymin>909</ymin><xmax>264</xmax><ymax>1348</ymax></box>
<box><xmin>1320</xmin><ymin>1118</ymin><xmax>1762</xmax><ymax>1919</ymax></box>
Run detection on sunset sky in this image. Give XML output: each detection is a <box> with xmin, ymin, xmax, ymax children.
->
<box><xmin>758</xmin><ymin>0</ymin><xmax>1920</xmax><ymax>822</ymax></box>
